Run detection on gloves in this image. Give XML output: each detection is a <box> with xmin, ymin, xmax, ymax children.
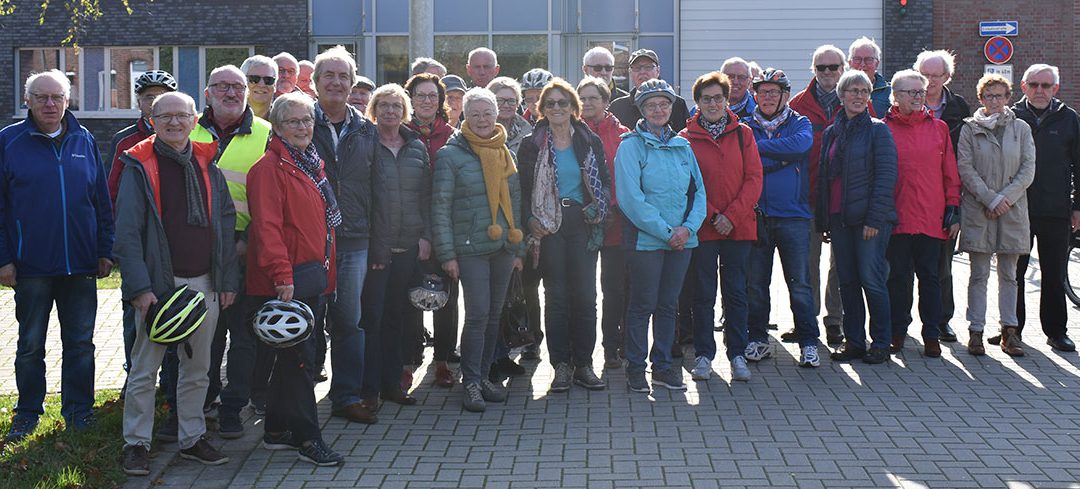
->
<box><xmin>942</xmin><ymin>205</ymin><xmax>960</xmax><ymax>229</ymax></box>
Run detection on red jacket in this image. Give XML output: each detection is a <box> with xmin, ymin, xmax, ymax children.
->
<box><xmin>585</xmin><ymin>112</ymin><xmax>631</xmax><ymax>247</ymax></box>
<box><xmin>789</xmin><ymin>78</ymin><xmax>840</xmax><ymax>204</ymax></box>
<box><xmin>407</xmin><ymin>116</ymin><xmax>456</xmax><ymax>165</ymax></box>
<box><xmin>680</xmin><ymin>110</ymin><xmax>763</xmax><ymax>242</ymax></box>
<box><xmin>245</xmin><ymin>136</ymin><xmax>337</xmax><ymax>297</ymax></box>
<box><xmin>108</xmin><ymin>117</ymin><xmax>155</xmax><ymax>207</ymax></box>
<box><xmin>884</xmin><ymin>106</ymin><xmax>961</xmax><ymax>240</ymax></box>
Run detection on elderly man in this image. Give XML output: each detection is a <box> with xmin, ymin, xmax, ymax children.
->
<box><xmin>115</xmin><ymin>91</ymin><xmax>238</xmax><ymax>474</ymax></box>
<box><xmin>1</xmin><ymin>70</ymin><xmax>114</xmax><ymax>442</ymax></box>
<box><xmin>191</xmin><ymin>64</ymin><xmax>274</xmax><ymax>439</ymax></box>
<box><xmin>609</xmin><ymin>48</ymin><xmax>690</xmax><ymax>131</ymax></box>
<box><xmin>987</xmin><ymin>64</ymin><xmax>1080</xmax><ymax>353</ymax></box>
<box><xmin>348</xmin><ymin>75</ymin><xmax>376</xmax><ymax>114</ymax></box>
<box><xmin>297</xmin><ymin>60</ymin><xmax>317</xmax><ymax>99</ymax></box>
<box><xmin>789</xmin><ymin>44</ymin><xmax>847</xmax><ymax>344</ymax></box>
<box><xmin>311</xmin><ymin>45</ymin><xmax>379</xmax><ymax>424</ymax></box>
<box><xmin>582</xmin><ymin>46</ymin><xmax>628</xmax><ymax>102</ymax></box>
<box><xmin>722</xmin><ymin>57</ymin><xmax>757</xmax><ymax>119</ymax></box>
<box><xmin>466</xmin><ymin>47</ymin><xmax>500</xmax><ymax>89</ymax></box>
<box><xmin>848</xmin><ymin>37</ymin><xmax>891</xmax><ymax>117</ymax></box>
<box><xmin>273</xmin><ymin>51</ymin><xmax>300</xmax><ymax>97</ymax></box>
<box><xmin>914</xmin><ymin>50</ymin><xmax>971</xmax><ymax>343</ymax></box>
<box><xmin>443</xmin><ymin>74</ymin><xmax>467</xmax><ymax>126</ymax></box>
<box><xmin>411</xmin><ymin>57</ymin><xmax>448</xmax><ymax>77</ymax></box>
<box><xmin>107</xmin><ymin>71</ymin><xmax>177</xmax><ymax>205</ymax></box>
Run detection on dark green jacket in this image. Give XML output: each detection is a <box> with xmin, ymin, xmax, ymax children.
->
<box><xmin>370</xmin><ymin>125</ymin><xmax>432</xmax><ymax>266</ymax></box>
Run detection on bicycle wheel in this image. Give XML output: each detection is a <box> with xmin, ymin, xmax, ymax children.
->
<box><xmin>1067</xmin><ymin>236</ymin><xmax>1080</xmax><ymax>307</ymax></box>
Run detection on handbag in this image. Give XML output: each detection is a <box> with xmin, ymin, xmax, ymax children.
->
<box><xmin>291</xmin><ymin>227</ymin><xmax>332</xmax><ymax>298</ymax></box>
<box><xmin>499</xmin><ymin>269</ymin><xmax>536</xmax><ymax>349</ymax></box>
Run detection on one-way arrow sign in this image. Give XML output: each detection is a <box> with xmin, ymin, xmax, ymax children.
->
<box><xmin>980</xmin><ymin>21</ymin><xmax>1018</xmax><ymax>37</ymax></box>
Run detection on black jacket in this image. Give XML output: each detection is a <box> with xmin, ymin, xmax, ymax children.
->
<box><xmin>312</xmin><ymin>103</ymin><xmax>378</xmax><ymax>250</ymax></box>
<box><xmin>1012</xmin><ymin>97</ymin><xmax>1080</xmax><ymax>218</ymax></box>
<box><xmin>815</xmin><ymin>115</ymin><xmax>898</xmax><ymax>231</ymax></box>
<box><xmin>608</xmin><ymin>87</ymin><xmax>690</xmax><ymax>132</ymax></box>
<box><xmin>939</xmin><ymin>86</ymin><xmax>972</xmax><ymax>154</ymax></box>
<box><xmin>369</xmin><ymin>125</ymin><xmax>432</xmax><ymax>266</ymax></box>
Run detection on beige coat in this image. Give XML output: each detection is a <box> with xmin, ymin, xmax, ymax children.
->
<box><xmin>955</xmin><ymin>108</ymin><xmax>1036</xmax><ymax>254</ymax></box>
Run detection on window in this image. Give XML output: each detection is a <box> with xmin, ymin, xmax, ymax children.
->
<box><xmin>435</xmin><ymin>35</ymin><xmax>486</xmax><ymax>80</ymax></box>
<box><xmin>493</xmin><ymin>35</ymin><xmax>548</xmax><ymax>81</ymax></box>
<box><xmin>316</xmin><ymin>43</ymin><xmax>357</xmax><ymax>60</ymax></box>
<box><xmin>587</xmin><ymin>39</ymin><xmax>632</xmax><ymax>92</ymax></box>
<box><xmin>376</xmin><ymin>36</ymin><xmax>409</xmax><ymax>85</ymax></box>
<box><xmin>110</xmin><ymin>47</ymin><xmax>155</xmax><ymax>110</ymax></box>
<box><xmin>204</xmin><ymin>47</ymin><xmax>252</xmax><ymax>85</ymax></box>
<box><xmin>17</xmin><ymin>48</ymin><xmax>80</xmax><ymax>111</ymax></box>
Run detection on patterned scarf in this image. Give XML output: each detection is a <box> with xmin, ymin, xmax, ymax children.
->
<box><xmin>729</xmin><ymin>94</ymin><xmax>752</xmax><ymax>115</ymax></box>
<box><xmin>825</xmin><ymin>109</ymin><xmax>872</xmax><ymax>180</ymax></box>
<box><xmin>281</xmin><ymin>137</ymin><xmax>343</xmax><ymax>230</ymax></box>
<box><xmin>637</xmin><ymin>119</ymin><xmax>674</xmax><ymax>144</ymax></box>
<box><xmin>697</xmin><ymin>113</ymin><xmax>729</xmax><ymax>140</ymax></box>
<box><xmin>752</xmin><ymin>105</ymin><xmax>793</xmax><ymax>137</ymax></box>
<box><xmin>815</xmin><ymin>83</ymin><xmax>840</xmax><ymax>119</ymax></box>
<box><xmin>530</xmin><ymin>128</ymin><xmax>562</xmax><ymax>237</ymax></box>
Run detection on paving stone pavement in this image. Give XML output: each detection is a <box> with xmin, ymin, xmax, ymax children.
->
<box><xmin>2</xmin><ymin>250</ymin><xmax>1080</xmax><ymax>488</ymax></box>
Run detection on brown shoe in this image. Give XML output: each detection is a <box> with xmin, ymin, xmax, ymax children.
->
<box><xmin>968</xmin><ymin>331</ymin><xmax>985</xmax><ymax>356</ymax></box>
<box><xmin>400</xmin><ymin>369</ymin><xmax>414</xmax><ymax>392</ymax></box>
<box><xmin>381</xmin><ymin>390</ymin><xmax>418</xmax><ymax>406</ymax></box>
<box><xmin>1000</xmin><ymin>327</ymin><xmax>1025</xmax><ymax>357</ymax></box>
<box><xmin>923</xmin><ymin>338</ymin><xmax>941</xmax><ymax>358</ymax></box>
<box><xmin>179</xmin><ymin>437</ymin><xmax>229</xmax><ymax>466</ymax></box>
<box><xmin>122</xmin><ymin>445</ymin><xmax>150</xmax><ymax>476</ymax></box>
<box><xmin>331</xmin><ymin>402</ymin><xmax>377</xmax><ymax>424</ymax></box>
<box><xmin>434</xmin><ymin>362</ymin><xmax>455</xmax><ymax>388</ymax></box>
<box><xmin>890</xmin><ymin>333</ymin><xmax>906</xmax><ymax>353</ymax></box>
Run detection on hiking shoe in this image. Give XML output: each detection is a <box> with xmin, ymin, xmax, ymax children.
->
<box><xmin>731</xmin><ymin>356</ymin><xmax>752</xmax><ymax>382</ymax></box>
<box><xmin>627</xmin><ymin>370</ymin><xmax>650</xmax><ymax>393</ymax></box>
<box><xmin>462</xmin><ymin>383</ymin><xmax>486</xmax><ymax>412</ymax></box>
<box><xmin>923</xmin><ymin>338</ymin><xmax>942</xmax><ymax>358</ymax></box>
<box><xmin>262</xmin><ymin>431</ymin><xmax>300</xmax><ymax>451</ymax></box>
<box><xmin>863</xmin><ymin>347</ymin><xmax>890</xmax><ymax>364</ymax></box>
<box><xmin>651</xmin><ymin>368</ymin><xmax>686</xmax><ymax>391</ymax></box>
<box><xmin>1001</xmin><ymin>327</ymin><xmax>1025</xmax><ymax>357</ymax></box>
<box><xmin>298</xmin><ymin>439</ymin><xmax>343</xmax><ymax>467</ymax></box>
<box><xmin>122</xmin><ymin>444</ymin><xmax>151</xmax><ymax>476</ymax></box>
<box><xmin>179</xmin><ymin>437</ymin><xmax>229</xmax><ymax>466</ymax></box>
<box><xmin>572</xmin><ymin>366</ymin><xmax>606</xmax><ymax>390</ymax></box>
<box><xmin>968</xmin><ymin>331</ymin><xmax>985</xmax><ymax>356</ymax></box>
<box><xmin>218</xmin><ymin>412</ymin><xmax>244</xmax><ymax>439</ymax></box>
<box><xmin>779</xmin><ymin>329</ymin><xmax>799</xmax><ymax>343</ymax></box>
<box><xmin>550</xmin><ymin>363</ymin><xmax>572</xmax><ymax>392</ymax></box>
<box><xmin>480</xmin><ymin>379</ymin><xmax>507</xmax><ymax>402</ymax></box>
<box><xmin>156</xmin><ymin>413</ymin><xmax>178</xmax><ymax>442</ymax></box>
<box><xmin>691</xmin><ymin>356</ymin><xmax>712</xmax><ymax>381</ymax></box>
<box><xmin>68</xmin><ymin>413</ymin><xmax>96</xmax><ymax>432</ymax></box>
<box><xmin>830</xmin><ymin>343</ymin><xmax>866</xmax><ymax>361</ymax></box>
<box><xmin>744</xmin><ymin>341</ymin><xmax>774</xmax><ymax>362</ymax></box>
<box><xmin>799</xmin><ymin>345</ymin><xmax>821</xmax><ymax>368</ymax></box>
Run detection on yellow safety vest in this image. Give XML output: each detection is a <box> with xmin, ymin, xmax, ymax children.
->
<box><xmin>191</xmin><ymin>116</ymin><xmax>272</xmax><ymax>231</ymax></box>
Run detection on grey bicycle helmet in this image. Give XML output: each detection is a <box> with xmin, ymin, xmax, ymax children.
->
<box><xmin>134</xmin><ymin>70</ymin><xmax>178</xmax><ymax>94</ymax></box>
<box><xmin>520</xmin><ymin>68</ymin><xmax>554</xmax><ymax>91</ymax></box>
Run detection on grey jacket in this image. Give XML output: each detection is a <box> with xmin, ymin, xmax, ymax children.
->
<box><xmin>113</xmin><ymin>139</ymin><xmax>240</xmax><ymax>301</ymax></box>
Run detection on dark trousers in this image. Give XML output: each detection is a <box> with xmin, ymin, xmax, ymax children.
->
<box><xmin>539</xmin><ymin>206</ymin><xmax>598</xmax><ymax>367</ymax></box>
<box><xmin>360</xmin><ymin>247</ymin><xmax>418</xmax><ymax>398</ymax></box>
<box><xmin>264</xmin><ymin>294</ymin><xmax>322</xmax><ymax>444</ymax></box>
<box><xmin>624</xmin><ymin>249</ymin><xmax>692</xmax><ymax>373</ymax></box>
<box><xmin>1016</xmin><ymin>216</ymin><xmax>1071</xmax><ymax>338</ymax></box>
<box><xmin>886</xmin><ymin>233</ymin><xmax>943</xmax><ymax>339</ymax></box>
<box><xmin>830</xmin><ymin>219</ymin><xmax>893</xmax><ymax>350</ymax></box>
<box><xmin>599</xmin><ymin>245</ymin><xmax>628</xmax><ymax>357</ymax></box>
<box><xmin>938</xmin><ymin>236</ymin><xmax>957</xmax><ymax>327</ymax></box>
<box><xmin>217</xmin><ymin>295</ymin><xmax>268</xmax><ymax>417</ymax></box>
<box><xmin>692</xmin><ymin>239</ymin><xmax>752</xmax><ymax>361</ymax></box>
<box><xmin>432</xmin><ymin>278</ymin><xmax>460</xmax><ymax>362</ymax></box>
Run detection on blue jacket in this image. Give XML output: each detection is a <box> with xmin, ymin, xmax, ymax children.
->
<box><xmin>0</xmin><ymin>110</ymin><xmax>114</xmax><ymax>277</ymax></box>
<box><xmin>815</xmin><ymin>114</ymin><xmax>898</xmax><ymax>231</ymax></box>
<box><xmin>743</xmin><ymin>111</ymin><xmax>814</xmax><ymax>219</ymax></box>
<box><xmin>870</xmin><ymin>73</ymin><xmax>892</xmax><ymax>119</ymax></box>
<box><xmin>614</xmin><ymin>124</ymin><xmax>707</xmax><ymax>251</ymax></box>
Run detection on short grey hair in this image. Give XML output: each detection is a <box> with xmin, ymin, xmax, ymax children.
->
<box><xmin>486</xmin><ymin>76</ymin><xmax>522</xmax><ymax>103</ymax></box>
<box><xmin>462</xmin><ymin>87</ymin><xmax>497</xmax><ymax>114</ymax></box>
<box><xmin>582</xmin><ymin>46</ymin><xmax>615</xmax><ymax>66</ymax></box>
<box><xmin>811</xmin><ymin>44</ymin><xmax>847</xmax><ymax>70</ymax></box>
<box><xmin>314</xmin><ymin>45</ymin><xmax>358</xmax><ymax>85</ymax></box>
<box><xmin>366</xmin><ymin>83</ymin><xmax>413</xmax><ymax>123</ymax></box>
<box><xmin>240</xmin><ymin>55</ymin><xmax>277</xmax><ymax>76</ymax></box>
<box><xmin>207</xmin><ymin>65</ymin><xmax>246</xmax><ymax>85</ymax></box>
<box><xmin>24</xmin><ymin>69</ymin><xmax>71</xmax><ymax>100</ymax></box>
<box><xmin>848</xmin><ymin>36</ymin><xmax>882</xmax><ymax>60</ymax></box>
<box><xmin>889</xmin><ymin>69</ymin><xmax>928</xmax><ymax>104</ymax></box>
<box><xmin>272</xmin><ymin>52</ymin><xmax>298</xmax><ymax>66</ymax></box>
<box><xmin>410</xmin><ymin>57</ymin><xmax>447</xmax><ymax>76</ymax></box>
<box><xmin>151</xmin><ymin>91</ymin><xmax>197</xmax><ymax>115</ymax></box>
<box><xmin>1023</xmin><ymin>63</ymin><xmax>1060</xmax><ymax>85</ymax></box>
<box><xmin>720</xmin><ymin>57</ymin><xmax>751</xmax><ymax>74</ymax></box>
<box><xmin>913</xmin><ymin>50</ymin><xmax>956</xmax><ymax>77</ymax></box>
<box><xmin>298</xmin><ymin>60</ymin><xmax>314</xmax><ymax>71</ymax></box>
<box><xmin>268</xmin><ymin>91</ymin><xmax>315</xmax><ymax>129</ymax></box>
<box><xmin>837</xmin><ymin>70</ymin><xmax>872</xmax><ymax>95</ymax></box>
<box><xmin>468</xmin><ymin>47</ymin><xmax>498</xmax><ymax>65</ymax></box>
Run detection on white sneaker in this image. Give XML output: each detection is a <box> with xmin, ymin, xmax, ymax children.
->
<box><xmin>799</xmin><ymin>345</ymin><xmax>821</xmax><ymax>368</ymax></box>
<box><xmin>691</xmin><ymin>356</ymin><xmax>711</xmax><ymax>380</ymax></box>
<box><xmin>731</xmin><ymin>356</ymin><xmax>751</xmax><ymax>382</ymax></box>
<box><xmin>744</xmin><ymin>341</ymin><xmax>774</xmax><ymax>362</ymax></box>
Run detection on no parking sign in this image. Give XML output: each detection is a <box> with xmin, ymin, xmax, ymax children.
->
<box><xmin>984</xmin><ymin>36</ymin><xmax>1014</xmax><ymax>65</ymax></box>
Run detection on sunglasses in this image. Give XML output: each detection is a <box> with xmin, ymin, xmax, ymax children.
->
<box><xmin>247</xmin><ymin>75</ymin><xmax>277</xmax><ymax>86</ymax></box>
<box><xmin>815</xmin><ymin>64</ymin><xmax>842</xmax><ymax>72</ymax></box>
<box><xmin>544</xmin><ymin>99</ymin><xmax>571</xmax><ymax>109</ymax></box>
<box><xmin>1026</xmin><ymin>82</ymin><xmax>1056</xmax><ymax>90</ymax></box>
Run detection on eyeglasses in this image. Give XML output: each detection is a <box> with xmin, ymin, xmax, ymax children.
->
<box><xmin>377</xmin><ymin>102</ymin><xmax>404</xmax><ymax>111</ymax></box>
<box><xmin>586</xmin><ymin>64</ymin><xmax>615</xmax><ymax>72</ymax></box>
<box><xmin>815</xmin><ymin>64</ymin><xmax>842</xmax><ymax>72</ymax></box>
<box><xmin>921</xmin><ymin>72</ymin><xmax>949</xmax><ymax>81</ymax></box>
<box><xmin>278</xmin><ymin>67</ymin><xmax>297</xmax><ymax>76</ymax></box>
<box><xmin>849</xmin><ymin>56</ymin><xmax>878</xmax><ymax>65</ymax></box>
<box><xmin>724</xmin><ymin>73</ymin><xmax>751</xmax><ymax>83</ymax></box>
<box><xmin>756</xmin><ymin>89</ymin><xmax>783</xmax><ymax>98</ymax></box>
<box><xmin>247</xmin><ymin>75</ymin><xmax>277</xmax><ymax>86</ymax></box>
<box><xmin>282</xmin><ymin>117</ymin><xmax>315</xmax><ymax>129</ymax></box>
<box><xmin>209</xmin><ymin>83</ymin><xmax>245</xmax><ymax>93</ymax></box>
<box><xmin>467</xmin><ymin>111</ymin><xmax>497</xmax><ymax>119</ymax></box>
<box><xmin>1026</xmin><ymin>82</ymin><xmax>1056</xmax><ymax>90</ymax></box>
<box><xmin>579</xmin><ymin>95</ymin><xmax>604</xmax><ymax>104</ymax></box>
<box><xmin>152</xmin><ymin>112</ymin><xmax>194</xmax><ymax>123</ymax></box>
<box><xmin>413</xmin><ymin>93</ymin><xmax>439</xmax><ymax>101</ymax></box>
<box><xmin>844</xmin><ymin>88</ymin><xmax>871</xmax><ymax>97</ymax></box>
<box><xmin>642</xmin><ymin>100</ymin><xmax>672</xmax><ymax>112</ymax></box>
<box><xmin>630</xmin><ymin>64</ymin><xmax>658</xmax><ymax>73</ymax></box>
<box><xmin>698</xmin><ymin>95</ymin><xmax>726</xmax><ymax>105</ymax></box>
<box><xmin>543</xmin><ymin>99</ymin><xmax>571</xmax><ymax>109</ymax></box>
<box><xmin>496</xmin><ymin>97</ymin><xmax>519</xmax><ymax>107</ymax></box>
<box><xmin>895</xmin><ymin>89</ymin><xmax>926</xmax><ymax>98</ymax></box>
<box><xmin>29</xmin><ymin>93</ymin><xmax>66</xmax><ymax>105</ymax></box>
<box><xmin>981</xmin><ymin>93</ymin><xmax>1009</xmax><ymax>101</ymax></box>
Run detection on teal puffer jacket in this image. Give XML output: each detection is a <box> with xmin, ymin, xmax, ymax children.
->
<box><xmin>432</xmin><ymin>132</ymin><xmax>525</xmax><ymax>262</ymax></box>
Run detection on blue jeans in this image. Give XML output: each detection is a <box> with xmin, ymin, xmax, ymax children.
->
<box><xmin>540</xmin><ymin>207</ymin><xmax>598</xmax><ymax>367</ymax></box>
<box><xmin>691</xmin><ymin>239</ymin><xmax>751</xmax><ymax>361</ymax></box>
<box><xmin>326</xmin><ymin>248</ymin><xmax>368</xmax><ymax>409</ymax></box>
<box><xmin>748</xmin><ymin>217</ymin><xmax>819</xmax><ymax>347</ymax></box>
<box><xmin>458</xmin><ymin>251</ymin><xmax>516</xmax><ymax>385</ymax></box>
<box><xmin>829</xmin><ymin>219</ymin><xmax>893</xmax><ymax>350</ymax></box>
<box><xmin>13</xmin><ymin>275</ymin><xmax>97</xmax><ymax>424</ymax></box>
<box><xmin>624</xmin><ymin>249</ymin><xmax>691</xmax><ymax>373</ymax></box>
<box><xmin>360</xmin><ymin>247</ymin><xmax>418</xmax><ymax>398</ymax></box>
<box><xmin>886</xmin><ymin>233</ymin><xmax>943</xmax><ymax>340</ymax></box>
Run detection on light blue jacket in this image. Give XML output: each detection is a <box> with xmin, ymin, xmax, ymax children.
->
<box><xmin>614</xmin><ymin>125</ymin><xmax>707</xmax><ymax>251</ymax></box>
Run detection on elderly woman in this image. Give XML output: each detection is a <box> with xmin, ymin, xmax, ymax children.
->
<box><xmin>487</xmin><ymin>77</ymin><xmax>533</xmax><ymax>153</ymax></box>
<box><xmin>956</xmin><ymin>74</ymin><xmax>1036</xmax><ymax>357</ymax></box>
<box><xmin>883</xmin><ymin>70</ymin><xmax>961</xmax><ymax>358</ymax></box>
<box><xmin>245</xmin><ymin>92</ymin><xmax>343</xmax><ymax>466</ymax></box>
<box><xmin>679</xmin><ymin>71</ymin><xmax>762</xmax><ymax>380</ymax></box>
<box><xmin>815</xmin><ymin>70</ymin><xmax>898</xmax><ymax>365</ymax></box>
<box><xmin>347</xmin><ymin>76</ymin><xmax>375</xmax><ymax>114</ymax></box>
<box><xmin>358</xmin><ymin>83</ymin><xmax>431</xmax><ymax>408</ymax></box>
<box><xmin>615</xmin><ymin>79</ymin><xmax>706</xmax><ymax>393</ymax></box>
<box><xmin>518</xmin><ymin>78</ymin><xmax>611</xmax><ymax>392</ymax></box>
<box><xmin>432</xmin><ymin>87</ymin><xmax>525</xmax><ymax>412</ymax></box>
<box><xmin>241</xmin><ymin>55</ymin><xmax>277</xmax><ymax>120</ymax></box>
<box><xmin>577</xmin><ymin>76</ymin><xmax>630</xmax><ymax>369</ymax></box>
<box><xmin>404</xmin><ymin>72</ymin><xmax>460</xmax><ymax>388</ymax></box>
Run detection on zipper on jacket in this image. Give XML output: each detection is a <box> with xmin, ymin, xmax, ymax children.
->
<box><xmin>55</xmin><ymin>138</ymin><xmax>73</xmax><ymax>275</ymax></box>
<box><xmin>15</xmin><ymin>220</ymin><xmax>23</xmax><ymax>260</ymax></box>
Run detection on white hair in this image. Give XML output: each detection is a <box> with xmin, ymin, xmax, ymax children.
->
<box><xmin>486</xmin><ymin>76</ymin><xmax>522</xmax><ymax>103</ymax></box>
<box><xmin>268</xmin><ymin>91</ymin><xmax>315</xmax><ymax>128</ymax></box>
<box><xmin>582</xmin><ymin>46</ymin><xmax>615</xmax><ymax>66</ymax></box>
<box><xmin>720</xmin><ymin>57</ymin><xmax>751</xmax><ymax>73</ymax></box>
<box><xmin>462</xmin><ymin>87</ymin><xmax>497</xmax><ymax>114</ymax></box>
<box><xmin>313</xmin><ymin>45</ymin><xmax>358</xmax><ymax>85</ymax></box>
<box><xmin>889</xmin><ymin>70</ymin><xmax>928</xmax><ymax>104</ymax></box>
<box><xmin>848</xmin><ymin>36</ymin><xmax>882</xmax><ymax>60</ymax></box>
<box><xmin>207</xmin><ymin>64</ymin><xmax>245</xmax><ymax>85</ymax></box>
<box><xmin>913</xmin><ymin>50</ymin><xmax>956</xmax><ymax>77</ymax></box>
<box><xmin>240</xmin><ymin>55</ymin><xmax>277</xmax><ymax>76</ymax></box>
<box><xmin>24</xmin><ymin>69</ymin><xmax>71</xmax><ymax>100</ymax></box>
<box><xmin>272</xmin><ymin>52</ymin><xmax>299</xmax><ymax>66</ymax></box>
<box><xmin>1023</xmin><ymin>63</ymin><xmax>1060</xmax><ymax>85</ymax></box>
<box><xmin>468</xmin><ymin>47</ymin><xmax>498</xmax><ymax>66</ymax></box>
<box><xmin>811</xmin><ymin>44</ymin><xmax>847</xmax><ymax>70</ymax></box>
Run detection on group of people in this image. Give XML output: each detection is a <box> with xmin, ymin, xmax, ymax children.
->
<box><xmin>2</xmin><ymin>36</ymin><xmax>1078</xmax><ymax>475</ymax></box>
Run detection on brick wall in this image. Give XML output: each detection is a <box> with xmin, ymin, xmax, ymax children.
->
<box><xmin>883</xmin><ymin>0</ymin><xmax>935</xmax><ymax>81</ymax></box>
<box><xmin>1</xmin><ymin>0</ymin><xmax>309</xmax><ymax>157</ymax></box>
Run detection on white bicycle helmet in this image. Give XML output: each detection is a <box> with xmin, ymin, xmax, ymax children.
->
<box><xmin>520</xmin><ymin>68</ymin><xmax>554</xmax><ymax>91</ymax></box>
<box><xmin>253</xmin><ymin>299</ymin><xmax>314</xmax><ymax>348</ymax></box>
<box><xmin>409</xmin><ymin>274</ymin><xmax>449</xmax><ymax>311</ymax></box>
<box><xmin>134</xmin><ymin>70</ymin><xmax>178</xmax><ymax>94</ymax></box>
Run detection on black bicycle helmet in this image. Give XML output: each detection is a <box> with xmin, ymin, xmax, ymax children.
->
<box><xmin>145</xmin><ymin>284</ymin><xmax>207</xmax><ymax>344</ymax></box>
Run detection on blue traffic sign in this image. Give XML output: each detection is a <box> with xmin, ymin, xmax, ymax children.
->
<box><xmin>980</xmin><ymin>21</ymin><xmax>1018</xmax><ymax>37</ymax></box>
<box><xmin>984</xmin><ymin>36</ymin><xmax>1014</xmax><ymax>65</ymax></box>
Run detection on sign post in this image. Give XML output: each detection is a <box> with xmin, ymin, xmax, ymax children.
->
<box><xmin>984</xmin><ymin>36</ymin><xmax>1014</xmax><ymax>65</ymax></box>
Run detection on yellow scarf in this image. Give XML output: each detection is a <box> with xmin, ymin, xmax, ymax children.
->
<box><xmin>460</xmin><ymin>121</ymin><xmax>523</xmax><ymax>245</ymax></box>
